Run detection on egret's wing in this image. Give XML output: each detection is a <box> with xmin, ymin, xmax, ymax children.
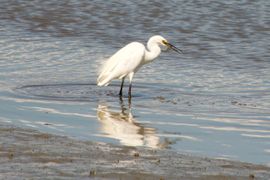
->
<box><xmin>97</xmin><ymin>42</ymin><xmax>145</xmax><ymax>86</ymax></box>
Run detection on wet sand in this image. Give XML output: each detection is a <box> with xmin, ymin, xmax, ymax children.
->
<box><xmin>1</xmin><ymin>123</ymin><xmax>270</xmax><ymax>180</ymax></box>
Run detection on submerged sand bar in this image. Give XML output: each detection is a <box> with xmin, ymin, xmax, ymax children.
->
<box><xmin>1</xmin><ymin>123</ymin><xmax>270</xmax><ymax>180</ymax></box>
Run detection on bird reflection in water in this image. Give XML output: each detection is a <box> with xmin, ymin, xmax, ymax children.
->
<box><xmin>97</xmin><ymin>98</ymin><xmax>172</xmax><ymax>148</ymax></box>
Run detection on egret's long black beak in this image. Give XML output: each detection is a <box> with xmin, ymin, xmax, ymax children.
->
<box><xmin>167</xmin><ymin>42</ymin><xmax>183</xmax><ymax>54</ymax></box>
<box><xmin>163</xmin><ymin>41</ymin><xmax>183</xmax><ymax>54</ymax></box>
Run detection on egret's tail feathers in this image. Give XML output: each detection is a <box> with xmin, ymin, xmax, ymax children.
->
<box><xmin>97</xmin><ymin>82</ymin><xmax>109</xmax><ymax>86</ymax></box>
<box><xmin>97</xmin><ymin>81</ymin><xmax>109</xmax><ymax>86</ymax></box>
<box><xmin>97</xmin><ymin>74</ymin><xmax>111</xmax><ymax>86</ymax></box>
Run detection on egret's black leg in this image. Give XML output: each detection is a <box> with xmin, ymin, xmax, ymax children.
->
<box><xmin>128</xmin><ymin>83</ymin><xmax>132</xmax><ymax>106</ymax></box>
<box><xmin>119</xmin><ymin>78</ymin><xmax>125</xmax><ymax>96</ymax></box>
<box><xmin>128</xmin><ymin>83</ymin><xmax>132</xmax><ymax>100</ymax></box>
<box><xmin>119</xmin><ymin>95</ymin><xmax>125</xmax><ymax>113</ymax></box>
<box><xmin>127</xmin><ymin>72</ymin><xmax>134</xmax><ymax>104</ymax></box>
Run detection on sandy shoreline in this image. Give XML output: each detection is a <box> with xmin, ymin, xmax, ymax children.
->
<box><xmin>0</xmin><ymin>123</ymin><xmax>270</xmax><ymax>180</ymax></box>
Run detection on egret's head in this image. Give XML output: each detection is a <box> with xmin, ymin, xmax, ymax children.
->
<box><xmin>148</xmin><ymin>35</ymin><xmax>182</xmax><ymax>54</ymax></box>
<box><xmin>161</xmin><ymin>39</ymin><xmax>183</xmax><ymax>54</ymax></box>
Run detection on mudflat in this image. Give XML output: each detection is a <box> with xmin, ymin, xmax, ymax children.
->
<box><xmin>1</xmin><ymin>124</ymin><xmax>269</xmax><ymax>180</ymax></box>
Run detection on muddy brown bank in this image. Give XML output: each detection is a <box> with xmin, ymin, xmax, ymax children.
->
<box><xmin>0</xmin><ymin>124</ymin><xmax>270</xmax><ymax>180</ymax></box>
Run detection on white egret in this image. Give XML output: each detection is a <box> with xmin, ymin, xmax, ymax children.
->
<box><xmin>97</xmin><ymin>35</ymin><xmax>182</xmax><ymax>98</ymax></box>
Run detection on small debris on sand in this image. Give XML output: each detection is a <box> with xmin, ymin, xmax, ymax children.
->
<box><xmin>1</xmin><ymin>124</ymin><xmax>270</xmax><ymax>180</ymax></box>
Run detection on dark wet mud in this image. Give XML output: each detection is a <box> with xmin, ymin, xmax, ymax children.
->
<box><xmin>1</xmin><ymin>123</ymin><xmax>270</xmax><ymax>180</ymax></box>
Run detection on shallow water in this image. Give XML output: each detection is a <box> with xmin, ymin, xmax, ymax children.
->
<box><xmin>1</xmin><ymin>1</ymin><xmax>270</xmax><ymax>164</ymax></box>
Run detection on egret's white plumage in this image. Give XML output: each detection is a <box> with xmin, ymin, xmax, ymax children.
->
<box><xmin>97</xmin><ymin>35</ymin><xmax>182</xmax><ymax>98</ymax></box>
<box><xmin>97</xmin><ymin>42</ymin><xmax>144</xmax><ymax>86</ymax></box>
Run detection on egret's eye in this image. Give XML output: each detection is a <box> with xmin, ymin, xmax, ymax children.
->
<box><xmin>162</xmin><ymin>40</ymin><xmax>168</xmax><ymax>45</ymax></box>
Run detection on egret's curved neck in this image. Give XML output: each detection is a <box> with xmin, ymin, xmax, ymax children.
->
<box><xmin>144</xmin><ymin>44</ymin><xmax>161</xmax><ymax>64</ymax></box>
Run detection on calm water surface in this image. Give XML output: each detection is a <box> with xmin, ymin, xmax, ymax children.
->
<box><xmin>1</xmin><ymin>1</ymin><xmax>270</xmax><ymax>164</ymax></box>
